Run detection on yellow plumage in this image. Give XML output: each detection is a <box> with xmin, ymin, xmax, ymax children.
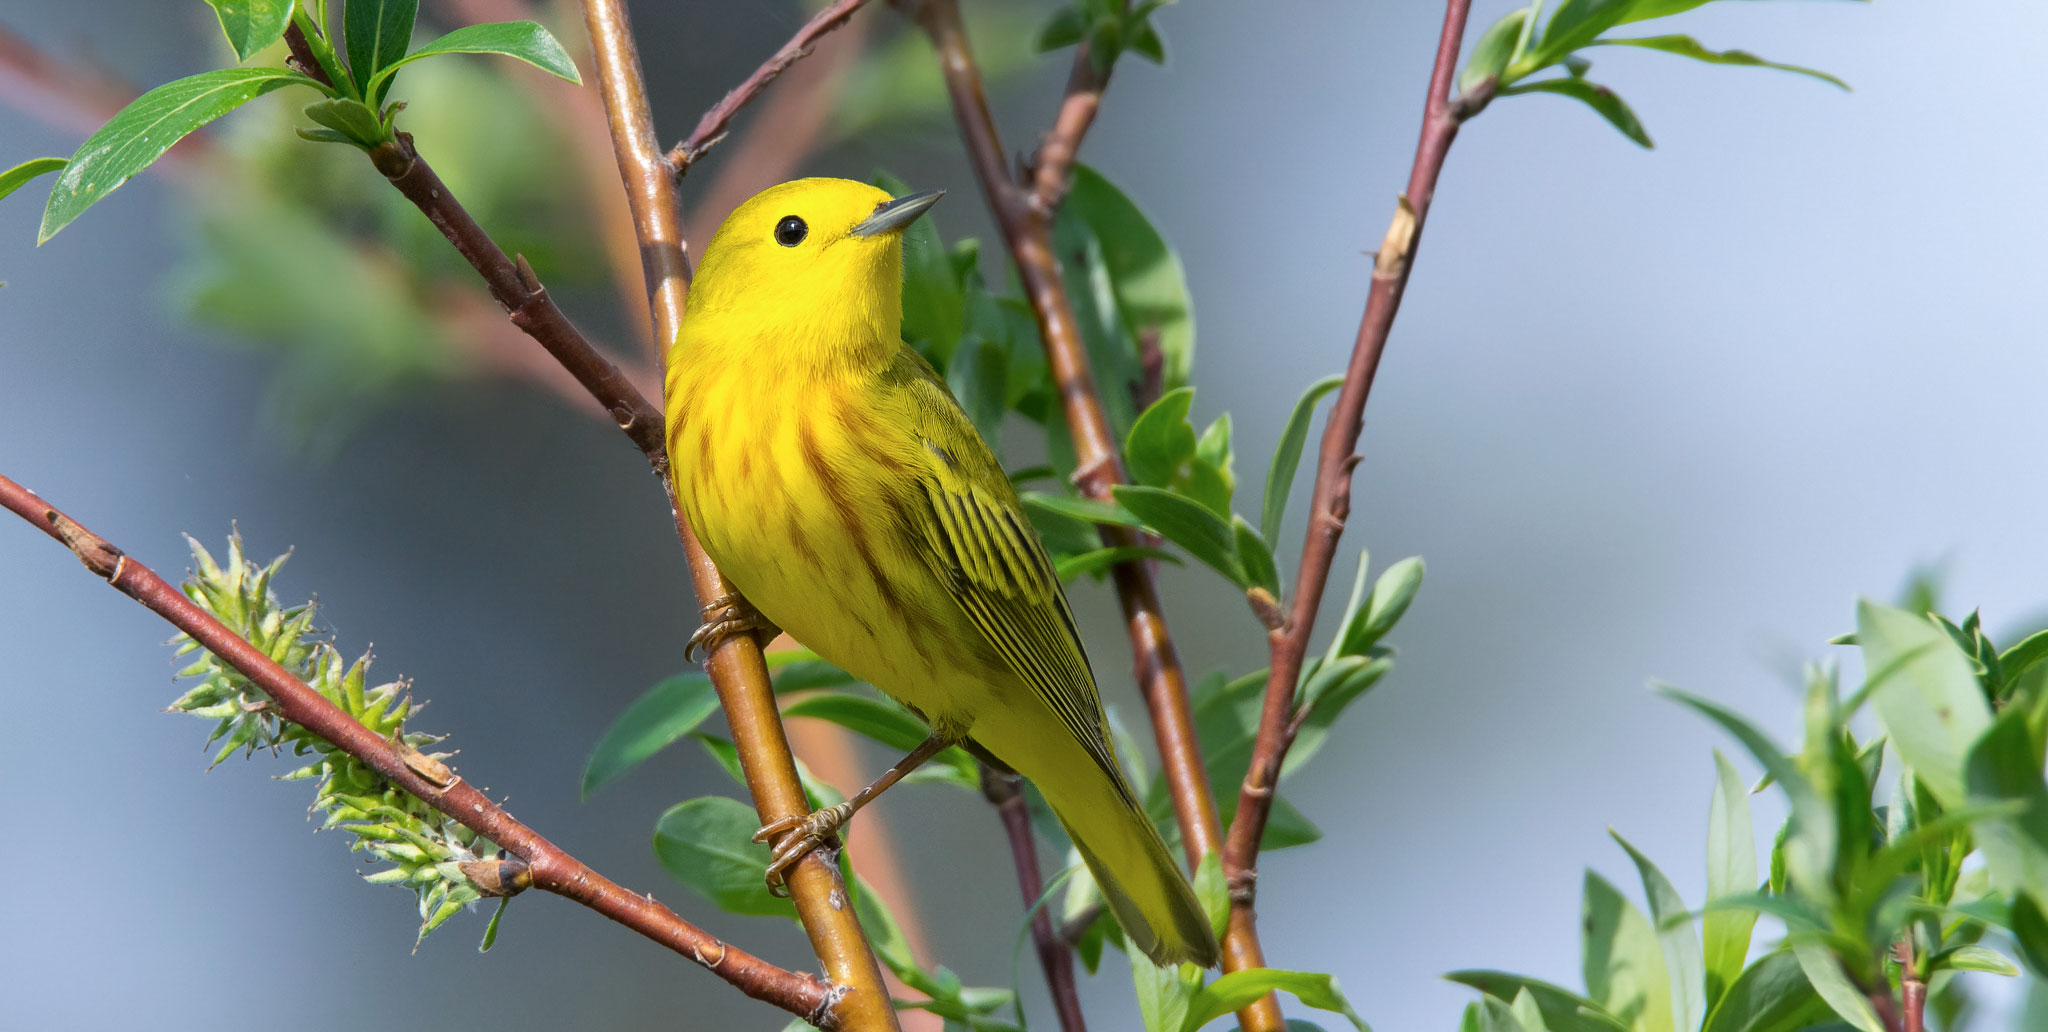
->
<box><xmin>666</xmin><ymin>177</ymin><xmax>1219</xmax><ymax>968</ymax></box>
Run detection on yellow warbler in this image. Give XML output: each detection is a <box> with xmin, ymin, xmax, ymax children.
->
<box><xmin>666</xmin><ymin>178</ymin><xmax>1219</xmax><ymax>968</ymax></box>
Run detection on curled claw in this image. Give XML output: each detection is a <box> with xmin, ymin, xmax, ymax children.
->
<box><xmin>755</xmin><ymin>802</ymin><xmax>855</xmax><ymax>895</ymax></box>
<box><xmin>685</xmin><ymin>591</ymin><xmax>779</xmax><ymax>662</ymax></box>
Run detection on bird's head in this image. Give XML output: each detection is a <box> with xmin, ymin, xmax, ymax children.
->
<box><xmin>684</xmin><ymin>178</ymin><xmax>944</xmax><ymax>363</ymax></box>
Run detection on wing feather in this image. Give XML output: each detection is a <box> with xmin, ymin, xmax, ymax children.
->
<box><xmin>895</xmin><ymin>372</ymin><xmax>1131</xmax><ymax>804</ymax></box>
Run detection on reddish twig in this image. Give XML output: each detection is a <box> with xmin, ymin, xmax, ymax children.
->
<box><xmin>1221</xmin><ymin>0</ymin><xmax>1488</xmax><ymax>997</ymax></box>
<box><xmin>904</xmin><ymin>0</ymin><xmax>1272</xmax><ymax>1021</ymax></box>
<box><xmin>664</xmin><ymin>0</ymin><xmax>876</xmax><ymax>174</ymax></box>
<box><xmin>576</xmin><ymin>1</ymin><xmax>900</xmax><ymax>1029</ymax></box>
<box><xmin>0</xmin><ymin>473</ymin><xmax>830</xmax><ymax>1022</ymax></box>
<box><xmin>1893</xmin><ymin>940</ymin><xmax>1922</xmax><ymax>1032</ymax></box>
<box><xmin>982</xmin><ymin>766</ymin><xmax>1088</xmax><ymax>1032</ymax></box>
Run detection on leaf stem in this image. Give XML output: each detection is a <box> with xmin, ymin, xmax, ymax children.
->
<box><xmin>285</xmin><ymin>12</ymin><xmax>352</xmax><ymax>98</ymax></box>
<box><xmin>982</xmin><ymin>765</ymin><xmax>1088</xmax><ymax>1032</ymax></box>
<box><xmin>1221</xmin><ymin>0</ymin><xmax>1487</xmax><ymax>1003</ymax></box>
<box><xmin>664</xmin><ymin>0</ymin><xmax>876</xmax><ymax>175</ymax></box>
<box><xmin>904</xmin><ymin>0</ymin><xmax>1274</xmax><ymax>1024</ymax></box>
<box><xmin>0</xmin><ymin>473</ymin><xmax>832</xmax><ymax>1022</ymax></box>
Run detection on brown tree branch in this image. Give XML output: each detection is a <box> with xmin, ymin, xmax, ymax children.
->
<box><xmin>575</xmin><ymin>1</ymin><xmax>900</xmax><ymax>1029</ymax></box>
<box><xmin>665</xmin><ymin>0</ymin><xmax>876</xmax><ymax>174</ymax></box>
<box><xmin>1221</xmin><ymin>0</ymin><xmax>1487</xmax><ymax>985</ymax></box>
<box><xmin>0</xmin><ymin>473</ymin><xmax>831</xmax><ymax>1022</ymax></box>
<box><xmin>981</xmin><ymin>766</ymin><xmax>1088</xmax><ymax>1032</ymax></box>
<box><xmin>904</xmin><ymin>1</ymin><xmax>1276</xmax><ymax>1023</ymax></box>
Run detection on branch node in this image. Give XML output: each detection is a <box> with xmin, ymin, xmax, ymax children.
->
<box><xmin>1374</xmin><ymin>195</ymin><xmax>1419</xmax><ymax>278</ymax></box>
<box><xmin>514</xmin><ymin>253</ymin><xmax>543</xmax><ymax>295</ymax></box>
<box><xmin>1246</xmin><ymin>587</ymin><xmax>1285</xmax><ymax>630</ymax></box>
<box><xmin>1225</xmin><ymin>867</ymin><xmax>1257</xmax><ymax>906</ymax></box>
<box><xmin>44</xmin><ymin>508</ymin><xmax>123</xmax><ymax>579</ymax></box>
<box><xmin>397</xmin><ymin>741</ymin><xmax>457</xmax><ymax>789</ymax></box>
<box><xmin>368</xmin><ymin>135</ymin><xmax>415</xmax><ymax>181</ymax></box>
<box><xmin>459</xmin><ymin>856</ymin><xmax>533</xmax><ymax>897</ymax></box>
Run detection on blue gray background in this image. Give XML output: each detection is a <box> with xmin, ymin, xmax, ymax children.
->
<box><xmin>3</xmin><ymin>0</ymin><xmax>2041</xmax><ymax>1029</ymax></box>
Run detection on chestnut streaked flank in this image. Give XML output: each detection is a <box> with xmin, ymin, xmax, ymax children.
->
<box><xmin>666</xmin><ymin>177</ymin><xmax>1220</xmax><ymax>967</ymax></box>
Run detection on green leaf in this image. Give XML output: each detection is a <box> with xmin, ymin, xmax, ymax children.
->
<box><xmin>1789</xmin><ymin>940</ymin><xmax>1885</xmax><ymax>1032</ymax></box>
<box><xmin>345</xmin><ymin>0</ymin><xmax>416</xmax><ymax>100</ymax></box>
<box><xmin>581</xmin><ymin>672</ymin><xmax>721</xmax><ymax>798</ymax></box>
<box><xmin>769</xmin><ymin>654</ymin><xmax>861</xmax><ymax>693</ymax></box>
<box><xmin>1699</xmin><ymin>949</ymin><xmax>1835</xmax><ymax>1032</ymax></box>
<box><xmin>478</xmin><ymin>896</ymin><xmax>508</xmax><ymax>952</ymax></box>
<box><xmin>1445</xmin><ymin>972</ymin><xmax>1629</xmax><ymax>1032</ymax></box>
<box><xmin>1859</xmin><ymin>600</ymin><xmax>1992</xmax><ymax>809</ymax></box>
<box><xmin>1127</xmin><ymin>388</ymin><xmax>1199</xmax><ymax>489</ymax></box>
<box><xmin>1497</xmin><ymin>78</ymin><xmax>1652</xmax><ymax>148</ymax></box>
<box><xmin>1261</xmin><ymin>794</ymin><xmax>1322</xmax><ymax>850</ymax></box>
<box><xmin>876</xmin><ymin>169</ymin><xmax>964</xmax><ymax>363</ymax></box>
<box><xmin>849</xmin><ymin>872</ymin><xmax>918</xmax><ymax>978</ymax></box>
<box><xmin>1582</xmin><ymin>871</ymin><xmax>1673</xmax><ymax>1032</ymax></box>
<box><xmin>368</xmin><ymin>21</ymin><xmax>582</xmax><ymax>97</ymax></box>
<box><xmin>1930</xmin><ymin>944</ymin><xmax>2019</xmax><ymax>976</ymax></box>
<box><xmin>205</xmin><ymin>0</ymin><xmax>295</xmax><ymax>61</ymax></box>
<box><xmin>1180</xmin><ymin>969</ymin><xmax>1369</xmax><ymax>1032</ymax></box>
<box><xmin>1964</xmin><ymin>705</ymin><xmax>2048</xmax><ymax>904</ymax></box>
<box><xmin>1131</xmin><ymin>951</ymin><xmax>1200</xmax><ymax>1032</ymax></box>
<box><xmin>1190</xmin><ymin>850</ymin><xmax>1229</xmax><ymax>942</ymax></box>
<box><xmin>1703</xmin><ymin>751</ymin><xmax>1759</xmax><ymax>1011</ymax></box>
<box><xmin>1021</xmin><ymin>491</ymin><xmax>1144</xmax><ymax>528</ymax></box>
<box><xmin>692</xmin><ymin>732</ymin><xmax>746</xmax><ymax>784</ymax></box>
<box><xmin>1611</xmin><ymin>831</ymin><xmax>1705</xmax><ymax>1032</ymax></box>
<box><xmin>1523</xmin><ymin>0</ymin><xmax>1633</xmax><ymax>72</ymax></box>
<box><xmin>1064</xmin><ymin>163</ymin><xmax>1195</xmax><ymax>389</ymax></box>
<box><xmin>0</xmin><ymin>158</ymin><xmax>65</xmax><ymax>203</ymax></box>
<box><xmin>1037</xmin><ymin>5</ymin><xmax>1086</xmax><ymax>52</ymax></box>
<box><xmin>1510</xmin><ymin>990</ymin><xmax>1553</xmax><ymax>1032</ymax></box>
<box><xmin>1657</xmin><ymin>685</ymin><xmax>1836</xmax><ymax>901</ymax></box>
<box><xmin>1331</xmin><ymin>555</ymin><xmax>1425</xmax><ymax>659</ymax></box>
<box><xmin>783</xmin><ymin>693</ymin><xmax>930</xmax><ymax>752</ymax></box>
<box><xmin>2000</xmin><ymin>629</ymin><xmax>2048</xmax><ymax>684</ymax></box>
<box><xmin>1112</xmin><ymin>485</ymin><xmax>1244</xmax><ymax>586</ymax></box>
<box><xmin>1262</xmin><ymin>374</ymin><xmax>1344</xmax><ymax>544</ymax></box>
<box><xmin>1234</xmin><ymin>517</ymin><xmax>1280</xmax><ymax>597</ymax></box>
<box><xmin>652</xmin><ymin>796</ymin><xmax>795</xmax><ymax>918</ymax></box>
<box><xmin>1284</xmin><ymin>655</ymin><xmax>1391</xmax><ymax>778</ymax></box>
<box><xmin>1055</xmin><ymin>545</ymin><xmax>1181</xmax><ymax>582</ymax></box>
<box><xmin>948</xmin><ymin>335</ymin><xmax>1008</xmax><ymax>443</ymax></box>
<box><xmin>1590</xmin><ymin>36</ymin><xmax>1846</xmax><ymax>89</ymax></box>
<box><xmin>1461</xmin><ymin>7</ymin><xmax>1530</xmax><ymax>92</ymax></box>
<box><xmin>39</xmin><ymin>68</ymin><xmax>318</xmax><ymax>243</ymax></box>
<box><xmin>302</xmin><ymin>97</ymin><xmax>387</xmax><ymax>146</ymax></box>
<box><xmin>2011</xmin><ymin>893</ymin><xmax>2048</xmax><ymax>978</ymax></box>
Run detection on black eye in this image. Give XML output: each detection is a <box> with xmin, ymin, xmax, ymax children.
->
<box><xmin>774</xmin><ymin>215</ymin><xmax>808</xmax><ymax>247</ymax></box>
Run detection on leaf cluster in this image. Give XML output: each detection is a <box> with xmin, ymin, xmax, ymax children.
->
<box><xmin>1454</xmin><ymin>598</ymin><xmax>2048</xmax><ymax>1031</ymax></box>
<box><xmin>1459</xmin><ymin>0</ymin><xmax>1850</xmax><ymax>148</ymax></box>
<box><xmin>169</xmin><ymin>533</ymin><xmax>509</xmax><ymax>948</ymax></box>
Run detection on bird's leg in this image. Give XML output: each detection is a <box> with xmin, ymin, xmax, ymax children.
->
<box><xmin>755</xmin><ymin>734</ymin><xmax>953</xmax><ymax>894</ymax></box>
<box><xmin>685</xmin><ymin>590</ymin><xmax>780</xmax><ymax>662</ymax></box>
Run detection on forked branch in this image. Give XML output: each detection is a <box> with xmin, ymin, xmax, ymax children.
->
<box><xmin>665</xmin><ymin>0</ymin><xmax>877</xmax><ymax>175</ymax></box>
<box><xmin>904</xmin><ymin>1</ymin><xmax>1280</xmax><ymax>1026</ymax></box>
<box><xmin>1223</xmin><ymin>0</ymin><xmax>1486</xmax><ymax>970</ymax></box>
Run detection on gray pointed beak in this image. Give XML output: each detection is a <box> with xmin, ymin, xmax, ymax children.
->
<box><xmin>849</xmin><ymin>189</ymin><xmax>945</xmax><ymax>237</ymax></box>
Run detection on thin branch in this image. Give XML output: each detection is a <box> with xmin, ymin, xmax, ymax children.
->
<box><xmin>0</xmin><ymin>473</ymin><xmax>831</xmax><ymax>1022</ymax></box>
<box><xmin>1894</xmin><ymin>940</ymin><xmax>1923</xmax><ymax>1032</ymax></box>
<box><xmin>1024</xmin><ymin>42</ymin><xmax>1106</xmax><ymax>213</ymax></box>
<box><xmin>906</xmin><ymin>1</ymin><xmax>1275</xmax><ymax>1022</ymax></box>
<box><xmin>981</xmin><ymin>766</ymin><xmax>1087</xmax><ymax>1032</ymax></box>
<box><xmin>1221</xmin><ymin>0</ymin><xmax>1487</xmax><ymax>986</ymax></box>
<box><xmin>576</xmin><ymin>1</ymin><xmax>901</xmax><ymax>1029</ymax></box>
<box><xmin>665</xmin><ymin>0</ymin><xmax>876</xmax><ymax>175</ymax></box>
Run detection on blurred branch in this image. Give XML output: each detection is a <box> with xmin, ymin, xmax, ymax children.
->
<box><xmin>0</xmin><ymin>473</ymin><xmax>832</xmax><ymax>1021</ymax></box>
<box><xmin>981</xmin><ymin>766</ymin><xmax>1087</xmax><ymax>1032</ymax></box>
<box><xmin>574</xmin><ymin>2</ymin><xmax>902</xmax><ymax>1030</ymax></box>
<box><xmin>664</xmin><ymin>0</ymin><xmax>876</xmax><ymax>174</ymax></box>
<box><xmin>1222</xmin><ymin>0</ymin><xmax>1489</xmax><ymax>980</ymax></box>
<box><xmin>904</xmin><ymin>0</ymin><xmax>1268</xmax><ymax>1022</ymax></box>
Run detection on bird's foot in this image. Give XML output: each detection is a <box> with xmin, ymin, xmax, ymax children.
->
<box><xmin>686</xmin><ymin>592</ymin><xmax>779</xmax><ymax>662</ymax></box>
<box><xmin>754</xmin><ymin>802</ymin><xmax>855</xmax><ymax>896</ymax></box>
